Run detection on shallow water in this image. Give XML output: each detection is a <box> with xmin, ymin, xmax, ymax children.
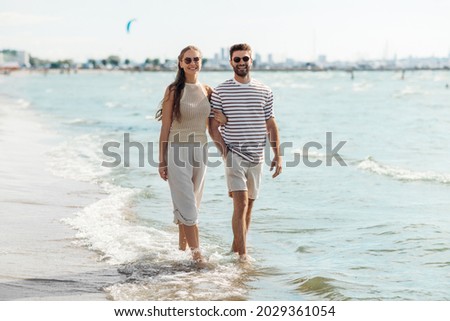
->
<box><xmin>1</xmin><ymin>70</ymin><xmax>449</xmax><ymax>300</ymax></box>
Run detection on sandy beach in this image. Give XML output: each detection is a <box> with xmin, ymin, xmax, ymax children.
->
<box><xmin>0</xmin><ymin>96</ymin><xmax>120</xmax><ymax>300</ymax></box>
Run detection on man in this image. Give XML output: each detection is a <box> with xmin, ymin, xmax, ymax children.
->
<box><xmin>209</xmin><ymin>43</ymin><xmax>282</xmax><ymax>261</ymax></box>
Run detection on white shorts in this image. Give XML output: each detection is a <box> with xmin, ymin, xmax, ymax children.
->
<box><xmin>225</xmin><ymin>152</ymin><xmax>263</xmax><ymax>200</ymax></box>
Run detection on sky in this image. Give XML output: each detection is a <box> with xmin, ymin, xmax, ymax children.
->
<box><xmin>1</xmin><ymin>0</ymin><xmax>450</xmax><ymax>63</ymax></box>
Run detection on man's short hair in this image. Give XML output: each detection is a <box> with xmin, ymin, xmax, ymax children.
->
<box><xmin>229</xmin><ymin>43</ymin><xmax>252</xmax><ymax>59</ymax></box>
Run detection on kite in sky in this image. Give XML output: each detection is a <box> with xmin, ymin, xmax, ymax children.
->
<box><xmin>126</xmin><ymin>19</ymin><xmax>137</xmax><ymax>33</ymax></box>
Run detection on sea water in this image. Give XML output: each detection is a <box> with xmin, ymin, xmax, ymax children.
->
<box><xmin>1</xmin><ymin>70</ymin><xmax>449</xmax><ymax>300</ymax></box>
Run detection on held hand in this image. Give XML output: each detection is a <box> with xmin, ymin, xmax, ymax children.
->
<box><xmin>158</xmin><ymin>163</ymin><xmax>168</xmax><ymax>181</ymax></box>
<box><xmin>270</xmin><ymin>156</ymin><xmax>282</xmax><ymax>178</ymax></box>
<box><xmin>213</xmin><ymin>109</ymin><xmax>227</xmax><ymax>125</ymax></box>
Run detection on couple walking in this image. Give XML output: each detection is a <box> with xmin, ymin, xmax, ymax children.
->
<box><xmin>157</xmin><ymin>43</ymin><xmax>282</xmax><ymax>263</ymax></box>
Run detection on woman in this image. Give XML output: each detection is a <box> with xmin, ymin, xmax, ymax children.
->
<box><xmin>157</xmin><ymin>45</ymin><xmax>225</xmax><ymax>263</ymax></box>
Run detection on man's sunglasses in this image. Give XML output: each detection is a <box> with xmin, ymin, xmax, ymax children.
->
<box><xmin>232</xmin><ymin>56</ymin><xmax>251</xmax><ymax>63</ymax></box>
<box><xmin>183</xmin><ymin>57</ymin><xmax>200</xmax><ymax>64</ymax></box>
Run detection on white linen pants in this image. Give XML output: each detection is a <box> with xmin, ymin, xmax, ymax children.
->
<box><xmin>167</xmin><ymin>142</ymin><xmax>207</xmax><ymax>226</ymax></box>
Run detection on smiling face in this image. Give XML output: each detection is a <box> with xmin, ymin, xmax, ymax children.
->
<box><xmin>230</xmin><ymin>50</ymin><xmax>252</xmax><ymax>78</ymax></box>
<box><xmin>179</xmin><ymin>49</ymin><xmax>202</xmax><ymax>76</ymax></box>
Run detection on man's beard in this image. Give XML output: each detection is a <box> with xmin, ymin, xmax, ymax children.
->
<box><xmin>233</xmin><ymin>65</ymin><xmax>249</xmax><ymax>77</ymax></box>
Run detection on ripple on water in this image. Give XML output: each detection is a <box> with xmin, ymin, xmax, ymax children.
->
<box><xmin>291</xmin><ymin>276</ymin><xmax>349</xmax><ymax>300</ymax></box>
<box><xmin>295</xmin><ymin>246</ymin><xmax>313</xmax><ymax>254</ymax></box>
<box><xmin>263</xmin><ymin>228</ymin><xmax>332</xmax><ymax>235</ymax></box>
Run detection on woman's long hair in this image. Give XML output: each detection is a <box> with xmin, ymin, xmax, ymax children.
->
<box><xmin>155</xmin><ymin>45</ymin><xmax>201</xmax><ymax>121</ymax></box>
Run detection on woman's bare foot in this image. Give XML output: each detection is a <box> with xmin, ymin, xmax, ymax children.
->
<box><xmin>191</xmin><ymin>248</ymin><xmax>211</xmax><ymax>268</ymax></box>
<box><xmin>191</xmin><ymin>248</ymin><xmax>204</xmax><ymax>261</ymax></box>
<box><xmin>238</xmin><ymin>254</ymin><xmax>248</xmax><ymax>263</ymax></box>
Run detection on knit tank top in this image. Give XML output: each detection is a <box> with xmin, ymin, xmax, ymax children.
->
<box><xmin>169</xmin><ymin>82</ymin><xmax>211</xmax><ymax>144</ymax></box>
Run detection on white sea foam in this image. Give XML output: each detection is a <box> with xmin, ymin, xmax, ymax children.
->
<box><xmin>105</xmin><ymin>101</ymin><xmax>135</xmax><ymax>109</ymax></box>
<box><xmin>62</xmin><ymin>183</ymin><xmax>165</xmax><ymax>264</ymax></box>
<box><xmin>289</xmin><ymin>83</ymin><xmax>314</xmax><ymax>89</ymax></box>
<box><xmin>106</xmin><ymin>262</ymin><xmax>247</xmax><ymax>300</ymax></box>
<box><xmin>293</xmin><ymin>148</ymin><xmax>328</xmax><ymax>159</ymax></box>
<box><xmin>105</xmin><ymin>101</ymin><xmax>120</xmax><ymax>108</ymax></box>
<box><xmin>15</xmin><ymin>98</ymin><xmax>31</xmax><ymax>109</ymax></box>
<box><xmin>352</xmin><ymin>82</ymin><xmax>372</xmax><ymax>92</ymax></box>
<box><xmin>393</xmin><ymin>86</ymin><xmax>427</xmax><ymax>98</ymax></box>
<box><xmin>64</xmin><ymin>118</ymin><xmax>100</xmax><ymax>126</ymax></box>
<box><xmin>63</xmin><ymin>181</ymin><xmax>248</xmax><ymax>300</ymax></box>
<box><xmin>358</xmin><ymin>157</ymin><xmax>450</xmax><ymax>184</ymax></box>
<box><xmin>47</xmin><ymin>134</ymin><xmax>111</xmax><ymax>182</ymax></box>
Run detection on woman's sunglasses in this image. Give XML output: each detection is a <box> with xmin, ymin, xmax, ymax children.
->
<box><xmin>183</xmin><ymin>57</ymin><xmax>200</xmax><ymax>64</ymax></box>
<box><xmin>232</xmin><ymin>56</ymin><xmax>251</xmax><ymax>63</ymax></box>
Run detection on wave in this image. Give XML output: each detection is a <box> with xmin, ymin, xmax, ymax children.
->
<box><xmin>106</xmin><ymin>257</ymin><xmax>248</xmax><ymax>300</ymax></box>
<box><xmin>292</xmin><ymin>148</ymin><xmax>328</xmax><ymax>159</ymax></box>
<box><xmin>289</xmin><ymin>83</ymin><xmax>314</xmax><ymax>89</ymax></box>
<box><xmin>62</xmin><ymin>183</ymin><xmax>158</xmax><ymax>264</ymax></box>
<box><xmin>47</xmin><ymin>134</ymin><xmax>111</xmax><ymax>183</ymax></box>
<box><xmin>352</xmin><ymin>82</ymin><xmax>373</xmax><ymax>92</ymax></box>
<box><xmin>105</xmin><ymin>101</ymin><xmax>137</xmax><ymax>109</ymax></box>
<box><xmin>105</xmin><ymin>101</ymin><xmax>121</xmax><ymax>108</ymax></box>
<box><xmin>0</xmin><ymin>96</ymin><xmax>31</xmax><ymax>109</ymax></box>
<box><xmin>64</xmin><ymin>118</ymin><xmax>102</xmax><ymax>126</ymax></box>
<box><xmin>63</xmin><ymin>183</ymin><xmax>250</xmax><ymax>300</ymax></box>
<box><xmin>292</xmin><ymin>276</ymin><xmax>348</xmax><ymax>300</ymax></box>
<box><xmin>393</xmin><ymin>86</ymin><xmax>427</xmax><ymax>98</ymax></box>
<box><xmin>16</xmin><ymin>98</ymin><xmax>31</xmax><ymax>109</ymax></box>
<box><xmin>357</xmin><ymin>157</ymin><xmax>450</xmax><ymax>184</ymax></box>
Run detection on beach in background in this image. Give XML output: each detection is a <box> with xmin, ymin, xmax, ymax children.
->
<box><xmin>1</xmin><ymin>70</ymin><xmax>449</xmax><ymax>300</ymax></box>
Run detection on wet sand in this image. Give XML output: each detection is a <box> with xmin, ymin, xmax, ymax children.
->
<box><xmin>0</xmin><ymin>97</ymin><xmax>120</xmax><ymax>300</ymax></box>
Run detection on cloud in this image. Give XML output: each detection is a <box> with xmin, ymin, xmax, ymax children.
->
<box><xmin>0</xmin><ymin>12</ymin><xmax>62</xmax><ymax>27</ymax></box>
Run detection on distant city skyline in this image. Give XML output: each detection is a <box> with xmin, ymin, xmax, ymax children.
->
<box><xmin>1</xmin><ymin>0</ymin><xmax>450</xmax><ymax>62</ymax></box>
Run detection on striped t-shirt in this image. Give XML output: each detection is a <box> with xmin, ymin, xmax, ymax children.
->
<box><xmin>210</xmin><ymin>78</ymin><xmax>274</xmax><ymax>163</ymax></box>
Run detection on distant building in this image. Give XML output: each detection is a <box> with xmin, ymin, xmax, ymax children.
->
<box><xmin>283</xmin><ymin>58</ymin><xmax>292</xmax><ymax>67</ymax></box>
<box><xmin>0</xmin><ymin>50</ymin><xmax>30</xmax><ymax>67</ymax></box>
<box><xmin>318</xmin><ymin>55</ymin><xmax>327</xmax><ymax>63</ymax></box>
<box><xmin>17</xmin><ymin>51</ymin><xmax>30</xmax><ymax>67</ymax></box>
<box><xmin>221</xmin><ymin>47</ymin><xmax>227</xmax><ymax>60</ymax></box>
<box><xmin>254</xmin><ymin>53</ymin><xmax>262</xmax><ymax>67</ymax></box>
<box><xmin>268</xmin><ymin>54</ymin><xmax>274</xmax><ymax>66</ymax></box>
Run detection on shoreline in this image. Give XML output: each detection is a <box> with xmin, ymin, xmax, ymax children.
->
<box><xmin>0</xmin><ymin>96</ymin><xmax>120</xmax><ymax>300</ymax></box>
<box><xmin>2</xmin><ymin>67</ymin><xmax>450</xmax><ymax>78</ymax></box>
